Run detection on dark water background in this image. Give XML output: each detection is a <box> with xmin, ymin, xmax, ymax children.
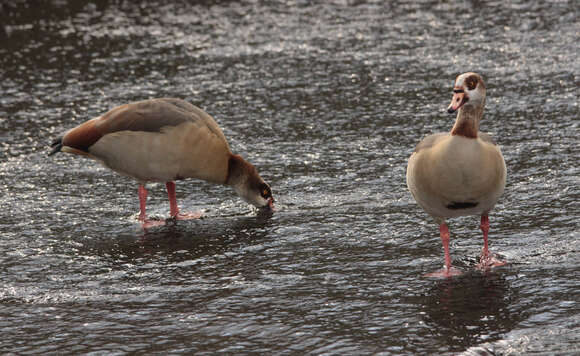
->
<box><xmin>1</xmin><ymin>0</ymin><xmax>579</xmax><ymax>354</ymax></box>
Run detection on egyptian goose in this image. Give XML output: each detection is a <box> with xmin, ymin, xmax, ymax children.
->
<box><xmin>49</xmin><ymin>98</ymin><xmax>274</xmax><ymax>227</ymax></box>
<box><xmin>406</xmin><ymin>72</ymin><xmax>507</xmax><ymax>277</ymax></box>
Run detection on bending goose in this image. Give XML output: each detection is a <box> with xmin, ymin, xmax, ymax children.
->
<box><xmin>406</xmin><ymin>72</ymin><xmax>506</xmax><ymax>277</ymax></box>
<box><xmin>49</xmin><ymin>98</ymin><xmax>274</xmax><ymax>227</ymax></box>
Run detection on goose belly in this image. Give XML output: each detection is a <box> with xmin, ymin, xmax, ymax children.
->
<box><xmin>88</xmin><ymin>122</ymin><xmax>230</xmax><ymax>184</ymax></box>
<box><xmin>89</xmin><ymin>130</ymin><xmax>184</xmax><ymax>182</ymax></box>
<box><xmin>407</xmin><ymin>136</ymin><xmax>506</xmax><ymax>218</ymax></box>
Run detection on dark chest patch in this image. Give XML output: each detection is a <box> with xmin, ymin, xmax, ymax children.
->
<box><xmin>446</xmin><ymin>201</ymin><xmax>479</xmax><ymax>210</ymax></box>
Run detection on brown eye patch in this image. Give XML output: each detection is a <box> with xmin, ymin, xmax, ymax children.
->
<box><xmin>465</xmin><ymin>75</ymin><xmax>478</xmax><ymax>90</ymax></box>
<box><xmin>259</xmin><ymin>183</ymin><xmax>272</xmax><ymax>199</ymax></box>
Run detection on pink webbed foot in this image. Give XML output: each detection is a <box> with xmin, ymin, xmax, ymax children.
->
<box><xmin>140</xmin><ymin>218</ymin><xmax>166</xmax><ymax>229</ymax></box>
<box><xmin>425</xmin><ymin>266</ymin><xmax>463</xmax><ymax>278</ymax></box>
<box><xmin>170</xmin><ymin>211</ymin><xmax>203</xmax><ymax>221</ymax></box>
<box><xmin>477</xmin><ymin>249</ymin><xmax>507</xmax><ymax>270</ymax></box>
<box><xmin>165</xmin><ymin>182</ymin><xmax>202</xmax><ymax>222</ymax></box>
<box><xmin>477</xmin><ymin>214</ymin><xmax>506</xmax><ymax>270</ymax></box>
<box><xmin>425</xmin><ymin>222</ymin><xmax>463</xmax><ymax>278</ymax></box>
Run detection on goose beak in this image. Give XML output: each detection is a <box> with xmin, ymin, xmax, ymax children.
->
<box><xmin>266</xmin><ymin>197</ymin><xmax>275</xmax><ymax>211</ymax></box>
<box><xmin>448</xmin><ymin>89</ymin><xmax>468</xmax><ymax>113</ymax></box>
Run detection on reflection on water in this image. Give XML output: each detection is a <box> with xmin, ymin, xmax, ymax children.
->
<box><xmin>421</xmin><ymin>272</ymin><xmax>525</xmax><ymax>352</ymax></box>
<box><xmin>1</xmin><ymin>0</ymin><xmax>579</xmax><ymax>354</ymax></box>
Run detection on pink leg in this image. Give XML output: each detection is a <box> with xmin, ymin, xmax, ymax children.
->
<box><xmin>441</xmin><ymin>223</ymin><xmax>453</xmax><ymax>272</ymax></box>
<box><xmin>166</xmin><ymin>182</ymin><xmax>179</xmax><ymax>217</ymax></box>
<box><xmin>138</xmin><ymin>184</ymin><xmax>148</xmax><ymax>221</ymax></box>
<box><xmin>137</xmin><ymin>184</ymin><xmax>165</xmax><ymax>228</ymax></box>
<box><xmin>426</xmin><ymin>222</ymin><xmax>462</xmax><ymax>278</ymax></box>
<box><xmin>481</xmin><ymin>214</ymin><xmax>491</xmax><ymax>259</ymax></box>
<box><xmin>478</xmin><ymin>214</ymin><xmax>506</xmax><ymax>269</ymax></box>
<box><xmin>165</xmin><ymin>182</ymin><xmax>202</xmax><ymax>220</ymax></box>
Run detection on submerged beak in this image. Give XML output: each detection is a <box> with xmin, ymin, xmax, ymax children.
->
<box><xmin>447</xmin><ymin>89</ymin><xmax>468</xmax><ymax>113</ymax></box>
<box><xmin>268</xmin><ymin>197</ymin><xmax>275</xmax><ymax>211</ymax></box>
<box><xmin>262</xmin><ymin>197</ymin><xmax>275</xmax><ymax>212</ymax></box>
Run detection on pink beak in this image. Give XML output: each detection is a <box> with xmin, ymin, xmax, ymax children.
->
<box><xmin>267</xmin><ymin>197</ymin><xmax>275</xmax><ymax>211</ymax></box>
<box><xmin>448</xmin><ymin>89</ymin><xmax>468</xmax><ymax>113</ymax></box>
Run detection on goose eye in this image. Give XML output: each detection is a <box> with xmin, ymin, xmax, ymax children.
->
<box><xmin>259</xmin><ymin>184</ymin><xmax>271</xmax><ymax>198</ymax></box>
<box><xmin>465</xmin><ymin>75</ymin><xmax>478</xmax><ymax>90</ymax></box>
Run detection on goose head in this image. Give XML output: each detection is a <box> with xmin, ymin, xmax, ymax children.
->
<box><xmin>447</xmin><ymin>72</ymin><xmax>486</xmax><ymax>114</ymax></box>
<box><xmin>227</xmin><ymin>154</ymin><xmax>275</xmax><ymax>211</ymax></box>
<box><xmin>235</xmin><ymin>177</ymin><xmax>275</xmax><ymax>211</ymax></box>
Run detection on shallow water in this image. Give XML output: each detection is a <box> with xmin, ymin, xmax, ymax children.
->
<box><xmin>1</xmin><ymin>0</ymin><xmax>579</xmax><ymax>354</ymax></box>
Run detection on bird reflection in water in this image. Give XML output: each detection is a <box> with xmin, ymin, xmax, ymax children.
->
<box><xmin>420</xmin><ymin>271</ymin><xmax>525</xmax><ymax>352</ymax></box>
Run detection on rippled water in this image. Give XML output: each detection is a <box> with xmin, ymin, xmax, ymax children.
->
<box><xmin>1</xmin><ymin>1</ymin><xmax>579</xmax><ymax>354</ymax></box>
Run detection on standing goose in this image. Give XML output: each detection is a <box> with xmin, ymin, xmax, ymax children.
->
<box><xmin>49</xmin><ymin>98</ymin><xmax>274</xmax><ymax>227</ymax></box>
<box><xmin>406</xmin><ymin>72</ymin><xmax>506</xmax><ymax>277</ymax></box>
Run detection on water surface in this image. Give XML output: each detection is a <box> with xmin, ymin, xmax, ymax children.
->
<box><xmin>1</xmin><ymin>1</ymin><xmax>579</xmax><ymax>354</ymax></box>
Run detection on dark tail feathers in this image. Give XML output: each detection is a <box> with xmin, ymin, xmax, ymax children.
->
<box><xmin>48</xmin><ymin>136</ymin><xmax>63</xmax><ymax>156</ymax></box>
